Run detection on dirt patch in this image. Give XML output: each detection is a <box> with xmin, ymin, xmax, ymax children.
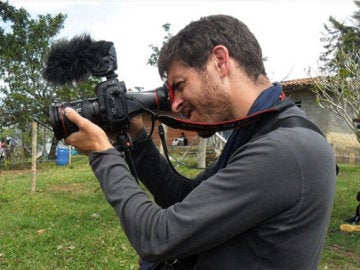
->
<box><xmin>329</xmin><ymin>243</ymin><xmax>360</xmax><ymax>260</ymax></box>
<box><xmin>0</xmin><ymin>169</ymin><xmax>32</xmax><ymax>176</ymax></box>
<box><xmin>47</xmin><ymin>183</ymin><xmax>84</xmax><ymax>192</ymax></box>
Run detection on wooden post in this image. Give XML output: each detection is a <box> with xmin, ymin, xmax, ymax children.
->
<box><xmin>68</xmin><ymin>145</ymin><xmax>72</xmax><ymax>165</ymax></box>
<box><xmin>159</xmin><ymin>124</ymin><xmax>167</xmax><ymax>156</ymax></box>
<box><xmin>42</xmin><ymin>126</ymin><xmax>46</xmax><ymax>160</ymax></box>
<box><xmin>31</xmin><ymin>121</ymin><xmax>38</xmax><ymax>194</ymax></box>
<box><xmin>197</xmin><ymin>137</ymin><xmax>207</xmax><ymax>168</ymax></box>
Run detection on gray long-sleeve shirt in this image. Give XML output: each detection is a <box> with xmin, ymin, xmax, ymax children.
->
<box><xmin>89</xmin><ymin>105</ymin><xmax>336</xmax><ymax>269</ymax></box>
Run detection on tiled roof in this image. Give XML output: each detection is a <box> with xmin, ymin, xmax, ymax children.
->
<box><xmin>281</xmin><ymin>77</ymin><xmax>315</xmax><ymax>87</ymax></box>
<box><xmin>281</xmin><ymin>77</ymin><xmax>319</xmax><ymax>91</ymax></box>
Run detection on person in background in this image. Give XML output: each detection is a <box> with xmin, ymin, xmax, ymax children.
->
<box><xmin>0</xmin><ymin>137</ymin><xmax>6</xmax><ymax>162</ymax></box>
<box><xmin>64</xmin><ymin>14</ymin><xmax>337</xmax><ymax>270</ymax></box>
<box><xmin>172</xmin><ymin>132</ymin><xmax>188</xmax><ymax>146</ymax></box>
<box><xmin>180</xmin><ymin>132</ymin><xmax>188</xmax><ymax>146</ymax></box>
<box><xmin>6</xmin><ymin>136</ymin><xmax>15</xmax><ymax>159</ymax></box>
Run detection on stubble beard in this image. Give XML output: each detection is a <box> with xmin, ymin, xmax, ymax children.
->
<box><xmin>197</xmin><ymin>71</ymin><xmax>233</xmax><ymax>138</ymax></box>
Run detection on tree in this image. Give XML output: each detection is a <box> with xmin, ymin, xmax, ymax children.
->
<box><xmin>0</xmin><ymin>2</ymin><xmax>65</xmax><ymax>127</ymax></box>
<box><xmin>320</xmin><ymin>1</ymin><xmax>360</xmax><ymax>75</ymax></box>
<box><xmin>311</xmin><ymin>1</ymin><xmax>360</xmax><ymax>142</ymax></box>
<box><xmin>147</xmin><ymin>23</ymin><xmax>172</xmax><ymax>67</ymax></box>
<box><xmin>0</xmin><ymin>2</ymin><xmax>96</xmax><ymax>158</ymax></box>
<box><xmin>312</xmin><ymin>51</ymin><xmax>360</xmax><ymax>142</ymax></box>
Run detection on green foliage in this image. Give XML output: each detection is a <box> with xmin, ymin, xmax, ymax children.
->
<box><xmin>0</xmin><ymin>2</ymin><xmax>102</xmax><ymax>159</ymax></box>
<box><xmin>0</xmin><ymin>2</ymin><xmax>66</xmax><ymax>128</ymax></box>
<box><xmin>312</xmin><ymin>1</ymin><xmax>360</xmax><ymax>143</ymax></box>
<box><xmin>320</xmin><ymin>1</ymin><xmax>360</xmax><ymax>74</ymax></box>
<box><xmin>0</xmin><ymin>2</ymin><xmax>98</xmax><ymax>132</ymax></box>
<box><xmin>147</xmin><ymin>23</ymin><xmax>172</xmax><ymax>67</ymax></box>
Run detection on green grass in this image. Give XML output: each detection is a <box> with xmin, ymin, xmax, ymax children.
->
<box><xmin>0</xmin><ymin>157</ymin><xmax>138</xmax><ymax>270</ymax></box>
<box><xmin>1</xmin><ymin>158</ymin><xmax>360</xmax><ymax>269</ymax></box>
<box><xmin>319</xmin><ymin>164</ymin><xmax>360</xmax><ymax>270</ymax></box>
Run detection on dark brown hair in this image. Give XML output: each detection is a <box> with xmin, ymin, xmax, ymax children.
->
<box><xmin>158</xmin><ymin>14</ymin><xmax>266</xmax><ymax>80</ymax></box>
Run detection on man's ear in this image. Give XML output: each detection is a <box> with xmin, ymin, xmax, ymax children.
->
<box><xmin>212</xmin><ymin>45</ymin><xmax>230</xmax><ymax>76</ymax></box>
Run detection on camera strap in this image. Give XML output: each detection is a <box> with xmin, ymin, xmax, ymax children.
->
<box><xmin>154</xmin><ymin>99</ymin><xmax>294</xmax><ymax>132</ymax></box>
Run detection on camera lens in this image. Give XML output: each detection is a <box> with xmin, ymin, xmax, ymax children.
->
<box><xmin>49</xmin><ymin>98</ymin><xmax>100</xmax><ymax>140</ymax></box>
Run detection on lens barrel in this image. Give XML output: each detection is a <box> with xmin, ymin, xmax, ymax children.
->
<box><xmin>49</xmin><ymin>98</ymin><xmax>100</xmax><ymax>140</ymax></box>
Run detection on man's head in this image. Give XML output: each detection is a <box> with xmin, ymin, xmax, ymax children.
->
<box><xmin>158</xmin><ymin>15</ymin><xmax>268</xmax><ymax>137</ymax></box>
<box><xmin>158</xmin><ymin>14</ymin><xmax>266</xmax><ymax>81</ymax></box>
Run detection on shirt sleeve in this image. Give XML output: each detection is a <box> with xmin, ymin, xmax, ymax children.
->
<box><xmin>129</xmin><ymin>130</ymin><xmax>202</xmax><ymax>207</ymax></box>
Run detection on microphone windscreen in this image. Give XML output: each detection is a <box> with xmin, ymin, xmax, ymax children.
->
<box><xmin>43</xmin><ymin>34</ymin><xmax>97</xmax><ymax>86</ymax></box>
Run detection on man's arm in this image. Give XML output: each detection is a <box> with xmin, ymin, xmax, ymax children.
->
<box><xmin>130</xmin><ymin>129</ymin><xmax>202</xmax><ymax>207</ymax></box>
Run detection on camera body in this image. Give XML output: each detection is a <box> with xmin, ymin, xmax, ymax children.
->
<box><xmin>49</xmin><ymin>76</ymin><xmax>132</xmax><ymax>139</ymax></box>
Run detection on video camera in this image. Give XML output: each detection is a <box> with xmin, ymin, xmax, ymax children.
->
<box><xmin>43</xmin><ymin>34</ymin><xmax>171</xmax><ymax>140</ymax></box>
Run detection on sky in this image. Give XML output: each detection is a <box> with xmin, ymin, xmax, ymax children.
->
<box><xmin>8</xmin><ymin>0</ymin><xmax>358</xmax><ymax>90</ymax></box>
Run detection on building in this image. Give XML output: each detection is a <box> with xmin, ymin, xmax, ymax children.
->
<box><xmin>282</xmin><ymin>78</ymin><xmax>360</xmax><ymax>164</ymax></box>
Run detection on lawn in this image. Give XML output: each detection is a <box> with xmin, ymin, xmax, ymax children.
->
<box><xmin>0</xmin><ymin>157</ymin><xmax>138</xmax><ymax>270</ymax></box>
<box><xmin>0</xmin><ymin>157</ymin><xmax>359</xmax><ymax>269</ymax></box>
<box><xmin>320</xmin><ymin>164</ymin><xmax>360</xmax><ymax>270</ymax></box>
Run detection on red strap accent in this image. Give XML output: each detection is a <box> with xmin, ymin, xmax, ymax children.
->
<box><xmin>157</xmin><ymin>107</ymin><xmax>280</xmax><ymax>132</ymax></box>
<box><xmin>167</xmin><ymin>81</ymin><xmax>174</xmax><ymax>105</ymax></box>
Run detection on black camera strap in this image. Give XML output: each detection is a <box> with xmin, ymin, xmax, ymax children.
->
<box><xmin>155</xmin><ymin>107</ymin><xmax>281</xmax><ymax>132</ymax></box>
<box><xmin>252</xmin><ymin>113</ymin><xmax>339</xmax><ymax>175</ymax></box>
<box><xmin>153</xmin><ymin>97</ymin><xmax>304</xmax><ymax>133</ymax></box>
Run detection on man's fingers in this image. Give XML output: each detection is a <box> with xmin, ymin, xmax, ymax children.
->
<box><xmin>64</xmin><ymin>107</ymin><xmax>82</xmax><ymax>125</ymax></box>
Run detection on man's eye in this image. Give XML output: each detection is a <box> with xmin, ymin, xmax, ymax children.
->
<box><xmin>173</xmin><ymin>81</ymin><xmax>184</xmax><ymax>91</ymax></box>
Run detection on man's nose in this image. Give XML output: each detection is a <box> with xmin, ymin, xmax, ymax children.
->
<box><xmin>171</xmin><ymin>93</ymin><xmax>184</xmax><ymax>113</ymax></box>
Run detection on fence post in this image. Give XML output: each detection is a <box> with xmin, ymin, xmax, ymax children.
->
<box><xmin>31</xmin><ymin>121</ymin><xmax>38</xmax><ymax>194</ymax></box>
<box><xmin>159</xmin><ymin>124</ymin><xmax>167</xmax><ymax>156</ymax></box>
<box><xmin>68</xmin><ymin>145</ymin><xmax>72</xmax><ymax>165</ymax></box>
<box><xmin>197</xmin><ymin>138</ymin><xmax>207</xmax><ymax>168</ymax></box>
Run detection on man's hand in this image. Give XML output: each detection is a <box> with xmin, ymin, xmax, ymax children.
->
<box><xmin>127</xmin><ymin>114</ymin><xmax>145</xmax><ymax>141</ymax></box>
<box><xmin>64</xmin><ymin>107</ymin><xmax>114</xmax><ymax>155</ymax></box>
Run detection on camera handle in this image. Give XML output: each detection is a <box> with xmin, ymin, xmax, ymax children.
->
<box><xmin>115</xmin><ymin>131</ymin><xmax>139</xmax><ymax>183</ymax></box>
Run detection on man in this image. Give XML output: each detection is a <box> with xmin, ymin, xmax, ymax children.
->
<box><xmin>172</xmin><ymin>132</ymin><xmax>188</xmax><ymax>146</ymax></box>
<box><xmin>64</xmin><ymin>15</ymin><xmax>336</xmax><ymax>269</ymax></box>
